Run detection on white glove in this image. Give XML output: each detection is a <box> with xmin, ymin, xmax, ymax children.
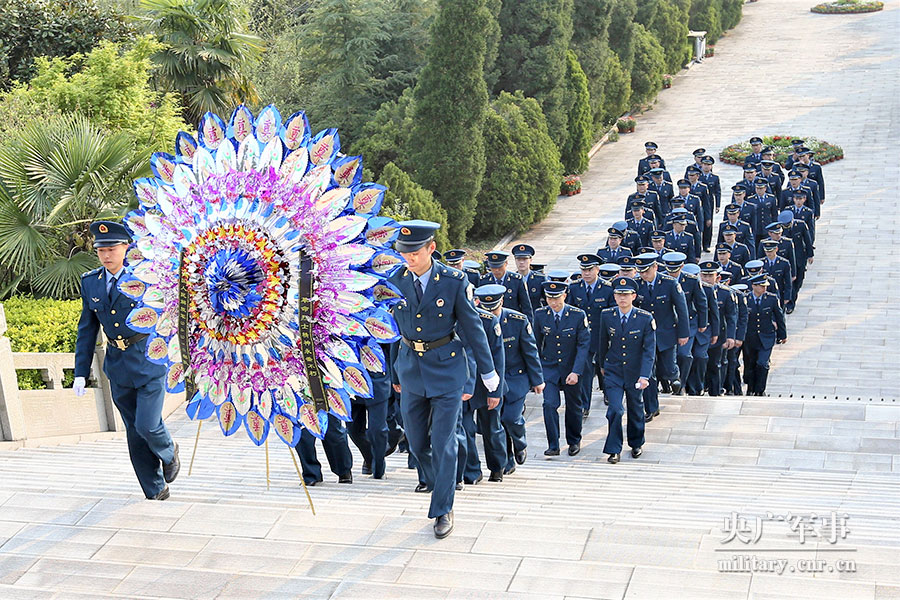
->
<box><xmin>73</xmin><ymin>377</ymin><xmax>86</xmax><ymax>397</ymax></box>
<box><xmin>481</xmin><ymin>371</ymin><xmax>501</xmax><ymax>393</ymax></box>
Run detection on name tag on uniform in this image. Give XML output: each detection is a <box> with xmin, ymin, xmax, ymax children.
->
<box><xmin>628</xmin><ymin>329</ymin><xmax>640</xmax><ymax>334</ymax></box>
<box><xmin>543</xmin><ymin>326</ymin><xmax>552</xmax><ymax>334</ymax></box>
<box><xmin>562</xmin><ymin>327</ymin><xmax>574</xmax><ymax>333</ymax></box>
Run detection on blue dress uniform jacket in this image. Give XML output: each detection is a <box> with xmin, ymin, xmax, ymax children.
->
<box><xmin>679</xmin><ymin>273</ymin><xmax>709</xmax><ymax>335</ymax></box>
<box><xmin>533</xmin><ymin>305</ymin><xmax>591</xmax><ymax>384</ymax></box>
<box><xmin>523</xmin><ymin>271</ymin><xmax>547</xmax><ymax>311</ymax></box>
<box><xmin>627</xmin><ymin>217</ymin><xmax>656</xmax><ymax>247</ymax></box>
<box><xmin>745</xmin><ymin>292</ymin><xmax>787</xmax><ymax>350</ymax></box>
<box><xmin>534</xmin><ymin>304</ymin><xmax>590</xmax><ymax>451</ymax></box>
<box><xmin>717</xmin><ymin>220</ymin><xmax>755</xmax><ymax>250</ymax></box>
<box><xmin>712</xmin><ymin>285</ymin><xmax>738</xmax><ymax>346</ymax></box>
<box><xmin>478</xmin><ymin>271</ymin><xmax>534</xmax><ymax>321</ymax></box>
<box><xmin>780</xmin><ymin>186</ymin><xmax>815</xmax><ymax>215</ymax></box>
<box><xmin>74</xmin><ymin>267</ymin><xmax>174</xmax><ymax>499</ymax></box>
<box><xmin>749</xmin><ymin>194</ymin><xmax>779</xmax><ymax>235</ymax></box>
<box><xmin>459</xmin><ymin>308</ymin><xmax>507</xmax><ymax>481</ymax></box>
<box><xmin>762</xmin><ymin>256</ymin><xmax>793</xmax><ymax>308</ymax></box>
<box><xmin>758</xmin><ymin>237</ymin><xmax>797</xmax><ymax>277</ymax></box>
<box><xmin>801</xmin><ymin>178</ymin><xmax>822</xmax><ymax>217</ymax></box>
<box><xmin>568</xmin><ymin>278</ymin><xmax>614</xmax><ymax>412</ymax></box>
<box><xmin>498</xmin><ymin>308</ymin><xmax>542</xmax><ymax>471</ymax></box>
<box><xmin>718</xmin><ymin>260</ymin><xmax>745</xmax><ymax>284</ymax></box>
<box><xmin>649</xmin><ymin>180</ymin><xmax>674</xmax><ymax>215</ymax></box>
<box><xmin>664</xmin><ymin>231</ymin><xmax>698</xmax><ymax>264</ymax></box>
<box><xmin>389</xmin><ymin>261</ymin><xmax>496</xmax><ymax>519</ymax></box>
<box><xmin>635</xmin><ymin>273</ymin><xmax>690</xmax><ymax>351</ymax></box>
<box><xmin>597</xmin><ymin>245</ymin><xmax>633</xmax><ymax>264</ymax></box>
<box><xmin>390</xmin><ymin>262</ymin><xmax>495</xmax><ymax>396</ymax></box>
<box><xmin>701</xmin><ymin>172</ymin><xmax>722</xmax><ymax>210</ymax></box>
<box><xmin>75</xmin><ymin>268</ymin><xmax>166</xmax><ymax>388</ymax></box>
<box><xmin>597</xmin><ymin>308</ymin><xmax>656</xmax><ymax>382</ymax></box>
<box><xmin>597</xmin><ymin>307</ymin><xmax>656</xmax><ymax>455</ymax></box>
<box><xmin>788</xmin><ymin>205</ymin><xmax>816</xmax><ymax>244</ymax></box>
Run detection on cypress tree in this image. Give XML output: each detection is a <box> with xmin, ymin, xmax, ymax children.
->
<box><xmin>570</xmin><ymin>0</ymin><xmax>613</xmax><ymax>131</ymax></box>
<box><xmin>560</xmin><ymin>50</ymin><xmax>592</xmax><ymax>174</ymax></box>
<box><xmin>409</xmin><ymin>0</ymin><xmax>492</xmax><ymax>245</ymax></box>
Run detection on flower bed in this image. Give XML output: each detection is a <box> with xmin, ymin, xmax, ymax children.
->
<box><xmin>811</xmin><ymin>0</ymin><xmax>883</xmax><ymax>13</ymax></box>
<box><xmin>616</xmin><ymin>117</ymin><xmax>636</xmax><ymax>133</ymax></box>
<box><xmin>718</xmin><ymin>136</ymin><xmax>844</xmax><ymax>167</ymax></box>
<box><xmin>560</xmin><ymin>174</ymin><xmax>582</xmax><ymax>196</ymax></box>
<box><xmin>662</xmin><ymin>74</ymin><xmax>673</xmax><ymax>89</ymax></box>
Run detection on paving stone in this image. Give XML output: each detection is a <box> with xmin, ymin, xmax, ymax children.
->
<box><xmin>216</xmin><ymin>574</ymin><xmax>338</xmax><ymax>599</ymax></box>
<box><xmin>112</xmin><ymin>565</ymin><xmax>234</xmax><ymax>599</ymax></box>
<box><xmin>13</xmin><ymin>558</ymin><xmax>132</xmax><ymax>595</ymax></box>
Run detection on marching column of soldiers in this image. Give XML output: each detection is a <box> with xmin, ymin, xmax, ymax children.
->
<box><xmin>74</xmin><ymin>138</ymin><xmax>819</xmax><ymax>539</ymax></box>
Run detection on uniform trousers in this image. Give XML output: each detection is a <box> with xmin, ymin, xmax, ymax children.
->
<box><xmin>501</xmin><ymin>391</ymin><xmax>528</xmax><ymax>472</ymax></box>
<box><xmin>295</xmin><ymin>414</ymin><xmax>353</xmax><ymax>484</ymax></box>
<box><xmin>347</xmin><ymin>400</ymin><xmax>388</xmax><ymax>478</ymax></box>
<box><xmin>109</xmin><ymin>378</ymin><xmax>175</xmax><ymax>499</ymax></box>
<box><xmin>542</xmin><ymin>379</ymin><xmax>583</xmax><ymax>451</ymax></box>
<box><xmin>602</xmin><ymin>367</ymin><xmax>645</xmax><ymax>454</ymax></box>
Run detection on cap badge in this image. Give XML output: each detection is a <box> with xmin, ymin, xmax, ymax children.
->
<box><xmin>400</xmin><ymin>227</ymin><xmax>411</xmax><ymax>235</ymax></box>
<box><xmin>98</xmin><ymin>224</ymin><xmax>109</xmax><ymax>233</ymax></box>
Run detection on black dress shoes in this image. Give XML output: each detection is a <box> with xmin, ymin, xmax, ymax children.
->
<box><xmin>503</xmin><ymin>465</ymin><xmax>516</xmax><ymax>475</ymax></box>
<box><xmin>415</xmin><ymin>482</ymin><xmax>431</xmax><ymax>493</ymax></box>
<box><xmin>632</xmin><ymin>447</ymin><xmax>643</xmax><ymax>459</ymax></box>
<box><xmin>305</xmin><ymin>478</ymin><xmax>323</xmax><ymax>487</ymax></box>
<box><xmin>464</xmin><ymin>473</ymin><xmax>483</xmax><ymax>485</ymax></box>
<box><xmin>670</xmin><ymin>379</ymin><xmax>683</xmax><ymax>395</ymax></box>
<box><xmin>544</xmin><ymin>448</ymin><xmax>560</xmax><ymax>456</ymax></box>
<box><xmin>361</xmin><ymin>462</ymin><xmax>372</xmax><ymax>475</ymax></box>
<box><xmin>515</xmin><ymin>449</ymin><xmax>527</xmax><ymax>465</ymax></box>
<box><xmin>163</xmin><ymin>442</ymin><xmax>180</xmax><ymax>483</ymax></box>
<box><xmin>385</xmin><ymin>431</ymin><xmax>404</xmax><ymax>457</ymax></box>
<box><xmin>567</xmin><ymin>444</ymin><xmax>581</xmax><ymax>456</ymax></box>
<box><xmin>455</xmin><ymin>482</ymin><xmax>463</xmax><ymax>491</ymax></box>
<box><xmin>583</xmin><ymin>408</ymin><xmax>590</xmax><ymax>418</ymax></box>
<box><xmin>338</xmin><ymin>472</ymin><xmax>353</xmax><ymax>484</ymax></box>
<box><xmin>607</xmin><ymin>453</ymin><xmax>620</xmax><ymax>464</ymax></box>
<box><xmin>151</xmin><ymin>486</ymin><xmax>170</xmax><ymax>501</ymax></box>
<box><xmin>489</xmin><ymin>471</ymin><xmax>503</xmax><ymax>482</ymax></box>
<box><xmin>434</xmin><ymin>511</ymin><xmax>454</xmax><ymax>539</ymax></box>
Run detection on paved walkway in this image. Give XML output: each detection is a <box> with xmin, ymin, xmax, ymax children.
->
<box><xmin>1</xmin><ymin>1</ymin><xmax>899</xmax><ymax>599</ymax></box>
<box><xmin>508</xmin><ymin>0</ymin><xmax>900</xmax><ymax>401</ymax></box>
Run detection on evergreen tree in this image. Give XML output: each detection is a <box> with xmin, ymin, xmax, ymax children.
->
<box><xmin>378</xmin><ymin>162</ymin><xmax>450</xmax><ymax>252</ymax></box>
<box><xmin>409</xmin><ymin>0</ymin><xmax>491</xmax><ymax>245</ymax></box>
<box><xmin>607</xmin><ymin>0</ymin><xmax>637</xmax><ymax>74</ymax></box>
<box><xmin>493</xmin><ymin>0</ymin><xmax>574</xmax><ymax>147</ymax></box>
<box><xmin>630</xmin><ymin>23</ymin><xmax>665</xmax><ymax>105</ymax></box>
<box><xmin>560</xmin><ymin>51</ymin><xmax>592</xmax><ymax>174</ymax></box>
<box><xmin>570</xmin><ymin>0</ymin><xmax>613</xmax><ymax>131</ymax></box>
<box><xmin>690</xmin><ymin>0</ymin><xmax>723</xmax><ymax>44</ymax></box>
<box><xmin>598</xmin><ymin>50</ymin><xmax>630</xmax><ymax>125</ymax></box>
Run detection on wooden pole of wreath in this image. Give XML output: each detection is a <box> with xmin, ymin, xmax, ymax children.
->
<box><xmin>188</xmin><ymin>420</ymin><xmax>202</xmax><ymax>476</ymax></box>
<box><xmin>290</xmin><ymin>450</ymin><xmax>316</xmax><ymax>515</ymax></box>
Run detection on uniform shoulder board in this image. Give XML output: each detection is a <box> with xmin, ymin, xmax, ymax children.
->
<box><xmin>479</xmin><ymin>310</ymin><xmax>493</xmax><ymax>320</ymax></box>
<box><xmin>601</xmin><ymin>307</ymin><xmax>617</xmax><ymax>315</ymax></box>
<box><xmin>599</xmin><ymin>279</ymin><xmax>612</xmax><ymax>287</ymax></box>
<box><xmin>441</xmin><ymin>266</ymin><xmax>466</xmax><ymax>280</ymax></box>
<box><xmin>684</xmin><ymin>272</ymin><xmax>699</xmax><ymax>280</ymax></box>
<box><xmin>507</xmin><ymin>310</ymin><xmax>527</xmax><ymax>321</ymax></box>
<box><xmin>569</xmin><ymin>306</ymin><xmax>586</xmax><ymax>316</ymax></box>
<box><xmin>700</xmin><ymin>281</ymin><xmax>714</xmax><ymax>288</ymax></box>
<box><xmin>507</xmin><ymin>271</ymin><xmax>522</xmax><ymax>280</ymax></box>
<box><xmin>659</xmin><ymin>273</ymin><xmax>675</xmax><ymax>282</ymax></box>
<box><xmin>83</xmin><ymin>267</ymin><xmax>103</xmax><ymax>278</ymax></box>
<box><xmin>634</xmin><ymin>307</ymin><xmax>652</xmax><ymax>318</ymax></box>
<box><xmin>536</xmin><ymin>306</ymin><xmax>551</xmax><ymax>314</ymax></box>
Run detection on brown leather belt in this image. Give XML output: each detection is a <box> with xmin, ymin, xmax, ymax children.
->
<box><xmin>401</xmin><ymin>334</ymin><xmax>454</xmax><ymax>353</ymax></box>
<box><xmin>108</xmin><ymin>333</ymin><xmax>148</xmax><ymax>351</ymax></box>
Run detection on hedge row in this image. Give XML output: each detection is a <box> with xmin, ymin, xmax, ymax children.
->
<box><xmin>3</xmin><ymin>297</ymin><xmax>80</xmax><ymax>389</ymax></box>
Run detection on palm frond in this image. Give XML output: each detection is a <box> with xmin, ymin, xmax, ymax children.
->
<box><xmin>33</xmin><ymin>252</ymin><xmax>99</xmax><ymax>299</ymax></box>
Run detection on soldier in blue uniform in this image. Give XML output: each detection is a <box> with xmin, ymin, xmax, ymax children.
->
<box><xmin>389</xmin><ymin>220</ymin><xmax>499</xmax><ymax>539</ymax></box>
<box><xmin>700</xmin><ymin>156</ymin><xmax>722</xmax><ymax>214</ymax></box>
<box><xmin>347</xmin><ymin>344</ymin><xmax>392</xmax><ymax>480</ymax></box>
<box><xmin>780</xmin><ymin>171</ymin><xmax>816</xmax><ymax>216</ymax></box>
<box><xmin>749</xmin><ymin>178</ymin><xmax>779</xmax><ymax>236</ymax></box>
<box><xmin>634</xmin><ymin>254</ymin><xmax>689</xmax><ymax>420</ymax></box>
<box><xmin>796</xmin><ymin>148</ymin><xmax>825</xmax><ymax>209</ymax></box>
<box><xmin>743</xmin><ymin>275</ymin><xmax>787</xmax><ymax>396</ymax></box>
<box><xmin>699</xmin><ymin>263</ymin><xmax>737</xmax><ymax>396</ymax></box>
<box><xmin>673</xmin><ymin>179</ymin><xmax>704</xmax><ymax>234</ymax></box>
<box><xmin>664</xmin><ymin>214</ymin><xmax>698</xmax><ymax>264</ymax></box>
<box><xmin>786</xmin><ymin>191</ymin><xmax>816</xmax><ymax>244</ymax></box>
<box><xmin>758</xmin><ymin>223</ymin><xmax>797</xmax><ymax>280</ymax></box>
<box><xmin>684</xmin><ymin>263</ymin><xmax>720</xmax><ymax>395</ymax></box>
<box><xmin>725</xmin><ymin>282</ymin><xmax>749</xmax><ymax>395</ymax></box>
<box><xmin>533</xmin><ymin>281</ymin><xmax>590</xmax><ymax>456</ymax></box>
<box><xmin>463</xmin><ymin>259</ymin><xmax>483</xmax><ymax>286</ymax></box>
<box><xmin>735</xmin><ymin>165</ymin><xmax>760</xmax><ymax>196</ymax></box>
<box><xmin>683</xmin><ymin>148</ymin><xmax>706</xmax><ymax>176</ymax></box>
<box><xmin>795</xmin><ymin>163</ymin><xmax>821</xmax><ymax>217</ymax></box>
<box><xmin>760</xmin><ymin>148</ymin><xmax>785</xmax><ymax>187</ymax></box>
<box><xmin>686</xmin><ymin>167</ymin><xmax>713</xmax><ymax>252</ymax></box>
<box><xmin>459</xmin><ymin>285</ymin><xmax>506</xmax><ymax>484</ymax></box>
<box><xmin>597</xmin><ymin>227</ymin><xmax>634</xmax><ymax>264</ymax></box>
<box><xmin>476</xmin><ymin>286</ymin><xmax>544</xmax><ymax>475</ymax></box>
<box><xmin>74</xmin><ymin>221</ymin><xmax>179</xmax><ymax>500</ymax></box>
<box><xmin>664</xmin><ymin>204</ymin><xmax>702</xmax><ymax>254</ymax></box>
<box><xmin>663</xmin><ymin>253</ymin><xmax>708</xmax><ymax>395</ymax></box>
<box><xmin>719</xmin><ymin>224</ymin><xmax>754</xmax><ymax>265</ymax></box>
<box><xmin>759</xmin><ymin>239</ymin><xmax>793</xmax><ymax>310</ymax></box>
<box><xmin>716</xmin><ymin>243</ymin><xmax>746</xmax><ymax>283</ymax></box>
<box><xmin>777</xmin><ymin>210</ymin><xmax>813</xmax><ymax>312</ymax></box>
<box><xmin>649</xmin><ymin>230</ymin><xmax>671</xmax><ymax>260</ymax></box>
<box><xmin>759</xmin><ymin>160</ymin><xmax>783</xmax><ymax>200</ymax></box>
<box><xmin>637</xmin><ymin>141</ymin><xmax>666</xmax><ymax>175</ymax></box>
<box><xmin>568</xmin><ymin>254</ymin><xmax>615</xmax><ymax>416</ymax></box>
<box><xmin>479</xmin><ymin>251</ymin><xmax>533</xmax><ymax>321</ymax></box>
<box><xmin>717</xmin><ymin>204</ymin><xmax>755</xmax><ymax>250</ymax></box>
<box><xmin>627</xmin><ymin>201</ymin><xmax>656</xmax><ymax>247</ymax></box>
<box><xmin>597</xmin><ymin>277</ymin><xmax>656</xmax><ymax>464</ymax></box>
<box><xmin>743</xmin><ymin>136</ymin><xmax>764</xmax><ymax>167</ymax></box>
<box><xmin>511</xmin><ymin>244</ymin><xmax>547</xmax><ymax>311</ymax></box>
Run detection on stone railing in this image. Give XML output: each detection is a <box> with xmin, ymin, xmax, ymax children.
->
<box><xmin>0</xmin><ymin>304</ymin><xmax>183</xmax><ymax>447</ymax></box>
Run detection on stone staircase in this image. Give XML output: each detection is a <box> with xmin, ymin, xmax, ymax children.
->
<box><xmin>1</xmin><ymin>391</ymin><xmax>898</xmax><ymax>599</ymax></box>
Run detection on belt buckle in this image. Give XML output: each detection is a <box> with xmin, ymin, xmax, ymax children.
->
<box><xmin>113</xmin><ymin>339</ymin><xmax>128</xmax><ymax>351</ymax></box>
<box><xmin>412</xmin><ymin>340</ymin><xmax>427</xmax><ymax>352</ymax></box>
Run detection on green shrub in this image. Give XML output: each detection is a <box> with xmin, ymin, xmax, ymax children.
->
<box><xmin>598</xmin><ymin>52</ymin><xmax>630</xmax><ymax>125</ymax></box>
<box><xmin>470</xmin><ymin>92</ymin><xmax>561</xmax><ymax>240</ymax></box>
<box><xmin>690</xmin><ymin>0</ymin><xmax>724</xmax><ymax>44</ymax></box>
<box><xmin>3</xmin><ymin>296</ymin><xmax>81</xmax><ymax>389</ymax></box>
<box><xmin>378</xmin><ymin>162</ymin><xmax>451</xmax><ymax>252</ymax></box>
<box><xmin>560</xmin><ymin>51</ymin><xmax>593</xmax><ymax>175</ymax></box>
<box><xmin>629</xmin><ymin>23</ymin><xmax>665</xmax><ymax>106</ymax></box>
<box><xmin>720</xmin><ymin>0</ymin><xmax>744</xmax><ymax>29</ymax></box>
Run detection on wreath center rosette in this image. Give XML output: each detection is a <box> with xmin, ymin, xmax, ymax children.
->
<box><xmin>118</xmin><ymin>105</ymin><xmax>406</xmax><ymax>447</ymax></box>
